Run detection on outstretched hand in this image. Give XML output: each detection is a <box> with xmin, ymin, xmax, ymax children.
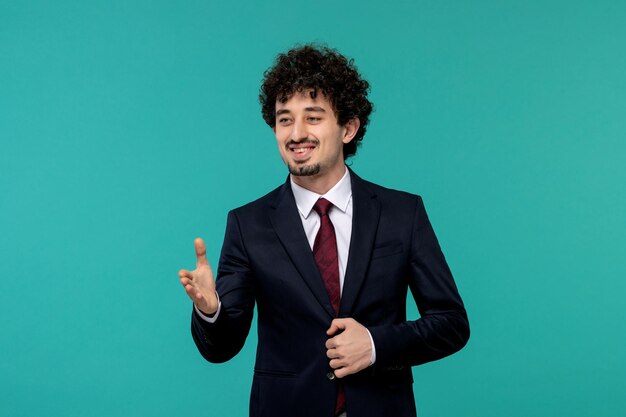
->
<box><xmin>178</xmin><ymin>238</ymin><xmax>219</xmax><ymax>315</ymax></box>
<box><xmin>326</xmin><ymin>318</ymin><xmax>373</xmax><ymax>378</ymax></box>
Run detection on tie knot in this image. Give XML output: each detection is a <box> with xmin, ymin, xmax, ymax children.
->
<box><xmin>313</xmin><ymin>198</ymin><xmax>333</xmax><ymax>217</ymax></box>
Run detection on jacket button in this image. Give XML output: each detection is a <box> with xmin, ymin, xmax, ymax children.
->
<box><xmin>326</xmin><ymin>371</ymin><xmax>336</xmax><ymax>380</ymax></box>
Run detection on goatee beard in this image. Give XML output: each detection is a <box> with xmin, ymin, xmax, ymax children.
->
<box><xmin>288</xmin><ymin>163</ymin><xmax>321</xmax><ymax>176</ymax></box>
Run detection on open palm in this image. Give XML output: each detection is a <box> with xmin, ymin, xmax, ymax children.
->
<box><xmin>178</xmin><ymin>238</ymin><xmax>219</xmax><ymax>315</ymax></box>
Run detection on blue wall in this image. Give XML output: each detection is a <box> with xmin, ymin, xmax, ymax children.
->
<box><xmin>1</xmin><ymin>1</ymin><xmax>625</xmax><ymax>416</ymax></box>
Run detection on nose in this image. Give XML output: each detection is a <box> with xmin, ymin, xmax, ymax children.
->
<box><xmin>290</xmin><ymin>119</ymin><xmax>308</xmax><ymax>142</ymax></box>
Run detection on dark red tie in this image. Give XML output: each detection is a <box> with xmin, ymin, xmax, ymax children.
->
<box><xmin>313</xmin><ymin>198</ymin><xmax>341</xmax><ymax>313</ymax></box>
<box><xmin>312</xmin><ymin>198</ymin><xmax>345</xmax><ymax>415</ymax></box>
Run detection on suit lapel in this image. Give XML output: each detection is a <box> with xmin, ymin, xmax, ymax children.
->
<box><xmin>340</xmin><ymin>171</ymin><xmax>381</xmax><ymax>317</ymax></box>
<box><xmin>269</xmin><ymin>180</ymin><xmax>336</xmax><ymax>319</ymax></box>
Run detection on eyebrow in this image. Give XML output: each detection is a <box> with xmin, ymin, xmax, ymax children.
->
<box><xmin>276</xmin><ymin>106</ymin><xmax>327</xmax><ymax>116</ymax></box>
<box><xmin>304</xmin><ymin>106</ymin><xmax>326</xmax><ymax>113</ymax></box>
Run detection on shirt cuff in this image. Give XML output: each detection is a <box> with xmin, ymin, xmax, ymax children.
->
<box><xmin>366</xmin><ymin>328</ymin><xmax>377</xmax><ymax>365</ymax></box>
<box><xmin>194</xmin><ymin>294</ymin><xmax>221</xmax><ymax>323</ymax></box>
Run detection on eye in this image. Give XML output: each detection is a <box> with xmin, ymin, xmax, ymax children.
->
<box><xmin>307</xmin><ymin>117</ymin><xmax>321</xmax><ymax>122</ymax></box>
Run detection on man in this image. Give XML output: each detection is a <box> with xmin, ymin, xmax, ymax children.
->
<box><xmin>178</xmin><ymin>45</ymin><xmax>469</xmax><ymax>417</ymax></box>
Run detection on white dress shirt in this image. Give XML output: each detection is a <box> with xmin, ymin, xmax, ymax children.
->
<box><xmin>289</xmin><ymin>167</ymin><xmax>353</xmax><ymax>293</ymax></box>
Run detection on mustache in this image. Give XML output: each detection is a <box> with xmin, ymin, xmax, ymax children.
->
<box><xmin>286</xmin><ymin>139</ymin><xmax>320</xmax><ymax>149</ymax></box>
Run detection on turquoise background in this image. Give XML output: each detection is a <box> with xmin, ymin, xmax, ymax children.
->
<box><xmin>1</xmin><ymin>1</ymin><xmax>625</xmax><ymax>416</ymax></box>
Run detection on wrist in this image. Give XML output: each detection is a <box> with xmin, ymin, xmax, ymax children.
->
<box><xmin>196</xmin><ymin>302</ymin><xmax>217</xmax><ymax>316</ymax></box>
<box><xmin>197</xmin><ymin>292</ymin><xmax>220</xmax><ymax>316</ymax></box>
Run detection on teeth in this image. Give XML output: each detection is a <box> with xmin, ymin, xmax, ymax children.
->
<box><xmin>292</xmin><ymin>147</ymin><xmax>313</xmax><ymax>153</ymax></box>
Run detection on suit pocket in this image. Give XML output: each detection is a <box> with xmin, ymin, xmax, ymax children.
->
<box><xmin>252</xmin><ymin>371</ymin><xmax>298</xmax><ymax>417</ymax></box>
<box><xmin>371</xmin><ymin>241</ymin><xmax>403</xmax><ymax>259</ymax></box>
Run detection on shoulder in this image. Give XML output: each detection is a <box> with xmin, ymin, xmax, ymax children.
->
<box><xmin>228</xmin><ymin>181</ymin><xmax>288</xmax><ymax>218</ymax></box>
<box><xmin>351</xmin><ymin>170</ymin><xmax>423</xmax><ymax>207</ymax></box>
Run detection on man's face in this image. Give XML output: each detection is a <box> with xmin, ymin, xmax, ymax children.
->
<box><xmin>274</xmin><ymin>91</ymin><xmax>358</xmax><ymax>183</ymax></box>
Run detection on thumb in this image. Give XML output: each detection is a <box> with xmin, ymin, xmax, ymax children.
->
<box><xmin>195</xmin><ymin>237</ymin><xmax>209</xmax><ymax>267</ymax></box>
<box><xmin>326</xmin><ymin>318</ymin><xmax>349</xmax><ymax>336</ymax></box>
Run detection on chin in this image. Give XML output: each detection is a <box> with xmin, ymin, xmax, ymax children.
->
<box><xmin>288</xmin><ymin>163</ymin><xmax>321</xmax><ymax>177</ymax></box>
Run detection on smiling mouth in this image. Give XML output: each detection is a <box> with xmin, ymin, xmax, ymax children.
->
<box><xmin>287</xmin><ymin>140</ymin><xmax>318</xmax><ymax>158</ymax></box>
<box><xmin>291</xmin><ymin>146</ymin><xmax>315</xmax><ymax>154</ymax></box>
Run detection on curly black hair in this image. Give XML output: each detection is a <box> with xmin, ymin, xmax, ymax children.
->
<box><xmin>260</xmin><ymin>44</ymin><xmax>373</xmax><ymax>160</ymax></box>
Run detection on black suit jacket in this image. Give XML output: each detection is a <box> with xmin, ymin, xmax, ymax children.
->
<box><xmin>191</xmin><ymin>170</ymin><xmax>469</xmax><ymax>417</ymax></box>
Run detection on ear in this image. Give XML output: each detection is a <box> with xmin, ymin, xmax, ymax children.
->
<box><xmin>342</xmin><ymin>118</ymin><xmax>360</xmax><ymax>144</ymax></box>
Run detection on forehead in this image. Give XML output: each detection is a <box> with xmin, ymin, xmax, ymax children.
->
<box><xmin>275</xmin><ymin>90</ymin><xmax>334</xmax><ymax>112</ymax></box>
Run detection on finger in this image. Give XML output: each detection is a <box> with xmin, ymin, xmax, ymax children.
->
<box><xmin>325</xmin><ymin>338</ymin><xmax>338</xmax><ymax>349</ymax></box>
<box><xmin>178</xmin><ymin>269</ymin><xmax>193</xmax><ymax>279</ymax></box>
<box><xmin>194</xmin><ymin>238</ymin><xmax>209</xmax><ymax>267</ymax></box>
<box><xmin>334</xmin><ymin>367</ymin><xmax>351</xmax><ymax>379</ymax></box>
<box><xmin>326</xmin><ymin>348</ymin><xmax>340</xmax><ymax>359</ymax></box>
<box><xmin>329</xmin><ymin>358</ymin><xmax>348</xmax><ymax>369</ymax></box>
<box><xmin>184</xmin><ymin>285</ymin><xmax>203</xmax><ymax>302</ymax></box>
<box><xmin>184</xmin><ymin>284</ymin><xmax>196</xmax><ymax>298</ymax></box>
<box><xmin>326</xmin><ymin>319</ymin><xmax>348</xmax><ymax>336</ymax></box>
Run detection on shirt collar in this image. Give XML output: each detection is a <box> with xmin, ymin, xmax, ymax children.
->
<box><xmin>290</xmin><ymin>167</ymin><xmax>352</xmax><ymax>219</ymax></box>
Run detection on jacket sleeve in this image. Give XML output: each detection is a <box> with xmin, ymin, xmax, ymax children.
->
<box><xmin>368</xmin><ymin>196</ymin><xmax>470</xmax><ymax>367</ymax></box>
<box><xmin>191</xmin><ymin>210</ymin><xmax>255</xmax><ymax>363</ymax></box>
